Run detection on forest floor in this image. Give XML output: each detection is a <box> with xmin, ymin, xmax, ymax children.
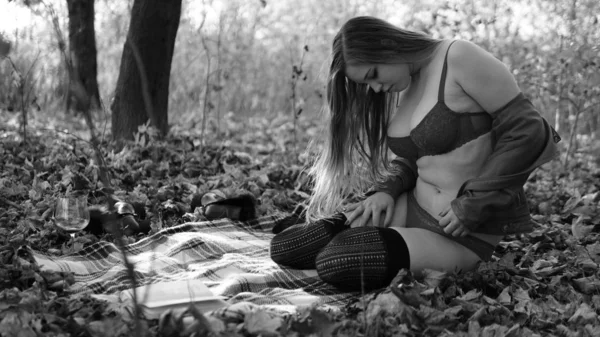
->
<box><xmin>1</xmin><ymin>109</ymin><xmax>599</xmax><ymax>337</ymax></box>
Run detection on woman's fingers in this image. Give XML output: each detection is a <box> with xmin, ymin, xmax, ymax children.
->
<box><xmin>438</xmin><ymin>206</ymin><xmax>450</xmax><ymax>218</ymax></box>
<box><xmin>371</xmin><ymin>207</ymin><xmax>381</xmax><ymax>228</ymax></box>
<box><xmin>342</xmin><ymin>203</ymin><xmax>360</xmax><ymax>212</ymax></box>
<box><xmin>443</xmin><ymin>221</ymin><xmax>459</xmax><ymax>234</ymax></box>
<box><xmin>357</xmin><ymin>208</ymin><xmax>372</xmax><ymax>227</ymax></box>
<box><xmin>446</xmin><ymin>223</ymin><xmax>470</xmax><ymax>237</ymax></box>
<box><xmin>345</xmin><ymin>204</ymin><xmax>363</xmax><ymax>225</ymax></box>
<box><xmin>344</xmin><ymin>200</ymin><xmax>392</xmax><ymax>228</ymax></box>
<box><xmin>438</xmin><ymin>214</ymin><xmax>451</xmax><ymax>228</ymax></box>
<box><xmin>383</xmin><ymin>204</ymin><xmax>393</xmax><ymax>227</ymax></box>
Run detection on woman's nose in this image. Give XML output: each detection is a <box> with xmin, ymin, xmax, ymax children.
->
<box><xmin>369</xmin><ymin>82</ymin><xmax>382</xmax><ymax>93</ymax></box>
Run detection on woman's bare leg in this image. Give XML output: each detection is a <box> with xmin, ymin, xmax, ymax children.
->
<box><xmin>390</xmin><ymin>227</ymin><xmax>482</xmax><ymax>273</ymax></box>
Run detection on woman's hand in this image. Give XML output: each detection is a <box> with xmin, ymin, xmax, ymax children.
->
<box><xmin>438</xmin><ymin>206</ymin><xmax>471</xmax><ymax>237</ymax></box>
<box><xmin>344</xmin><ymin>192</ymin><xmax>395</xmax><ymax>228</ymax></box>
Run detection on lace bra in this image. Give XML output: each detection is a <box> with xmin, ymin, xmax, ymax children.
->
<box><xmin>388</xmin><ymin>41</ymin><xmax>492</xmax><ymax>161</ymax></box>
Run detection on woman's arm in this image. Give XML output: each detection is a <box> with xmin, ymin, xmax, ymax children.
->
<box><xmin>450</xmin><ymin>40</ymin><xmax>521</xmax><ymax>113</ymax></box>
<box><xmin>445</xmin><ymin>40</ymin><xmax>559</xmax><ymax>231</ymax></box>
<box><xmin>346</xmin><ymin>156</ymin><xmax>417</xmax><ymax>228</ymax></box>
<box><xmin>366</xmin><ymin>157</ymin><xmax>418</xmax><ymax>199</ymax></box>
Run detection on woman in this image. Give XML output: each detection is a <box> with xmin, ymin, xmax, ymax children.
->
<box><xmin>270</xmin><ymin>16</ymin><xmax>560</xmax><ymax>291</ymax></box>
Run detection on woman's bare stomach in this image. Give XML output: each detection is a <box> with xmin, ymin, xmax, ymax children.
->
<box><xmin>411</xmin><ymin>133</ymin><xmax>503</xmax><ymax>245</ymax></box>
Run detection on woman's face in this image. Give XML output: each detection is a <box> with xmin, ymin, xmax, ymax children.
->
<box><xmin>345</xmin><ymin>63</ymin><xmax>412</xmax><ymax>93</ymax></box>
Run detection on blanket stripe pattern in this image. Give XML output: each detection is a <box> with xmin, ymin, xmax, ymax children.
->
<box><xmin>33</xmin><ymin>214</ymin><xmax>360</xmax><ymax>309</ymax></box>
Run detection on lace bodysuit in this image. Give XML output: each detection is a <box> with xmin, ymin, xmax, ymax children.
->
<box><xmin>388</xmin><ymin>41</ymin><xmax>492</xmax><ymax>161</ymax></box>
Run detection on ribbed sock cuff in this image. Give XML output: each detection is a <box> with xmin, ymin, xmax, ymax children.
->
<box><xmin>377</xmin><ymin>227</ymin><xmax>410</xmax><ymax>281</ymax></box>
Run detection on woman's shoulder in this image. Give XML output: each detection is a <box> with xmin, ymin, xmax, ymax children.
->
<box><xmin>447</xmin><ymin>40</ymin><xmax>495</xmax><ymax>64</ymax></box>
<box><xmin>445</xmin><ymin>39</ymin><xmax>521</xmax><ymax>112</ymax></box>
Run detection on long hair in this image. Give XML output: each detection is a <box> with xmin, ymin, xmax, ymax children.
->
<box><xmin>306</xmin><ymin>16</ymin><xmax>442</xmax><ymax>221</ymax></box>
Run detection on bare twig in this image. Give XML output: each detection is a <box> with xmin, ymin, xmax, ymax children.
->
<box><xmin>200</xmin><ymin>32</ymin><xmax>212</xmax><ymax>148</ymax></box>
<box><xmin>43</xmin><ymin>1</ymin><xmax>112</xmax><ymax>189</ymax></box>
<box><xmin>525</xmin><ymin>80</ymin><xmax>600</xmax><ymax>116</ymax></box>
<box><xmin>4</xmin><ymin>55</ymin><xmax>39</xmax><ymax>143</ymax></box>
<box><xmin>36</xmin><ymin>127</ymin><xmax>90</xmax><ymax>143</ymax></box>
<box><xmin>555</xmin><ymin>35</ymin><xmax>565</xmax><ymax>132</ymax></box>
<box><xmin>563</xmin><ymin>97</ymin><xmax>584</xmax><ymax>169</ymax></box>
<box><xmin>523</xmin><ymin>80</ymin><xmax>579</xmax><ymax>108</ymax></box>
<box><xmin>215</xmin><ymin>11</ymin><xmax>225</xmax><ymax>137</ymax></box>
<box><xmin>82</xmin><ymin>112</ymin><xmax>112</xmax><ymax>188</ymax></box>
<box><xmin>23</xmin><ymin>51</ymin><xmax>41</xmax><ymax>107</ymax></box>
<box><xmin>0</xmin><ymin>196</ymin><xmax>23</xmax><ymax>211</ymax></box>
<box><xmin>195</xmin><ymin>2</ymin><xmax>212</xmax><ymax>148</ymax></box>
<box><xmin>289</xmin><ymin>43</ymin><xmax>309</xmax><ymax>156</ymax></box>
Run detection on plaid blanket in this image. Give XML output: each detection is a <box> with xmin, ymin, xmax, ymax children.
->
<box><xmin>33</xmin><ymin>214</ymin><xmax>361</xmax><ymax>311</ymax></box>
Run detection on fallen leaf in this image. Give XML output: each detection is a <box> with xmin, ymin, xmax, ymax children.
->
<box><xmin>365</xmin><ymin>292</ymin><xmax>403</xmax><ymax>322</ymax></box>
<box><xmin>496</xmin><ymin>251</ymin><xmax>518</xmax><ymax>271</ymax></box>
<box><xmin>467</xmin><ymin>317</ymin><xmax>485</xmax><ymax>336</ymax></box>
<box><xmin>513</xmin><ymin>287</ymin><xmax>531</xmax><ymax>303</ymax></box>
<box><xmin>0</xmin><ymin>311</ymin><xmax>36</xmax><ymax>337</ymax></box>
<box><xmin>497</xmin><ymin>286</ymin><xmax>511</xmax><ymax>305</ymax></box>
<box><xmin>561</xmin><ymin>193</ymin><xmax>582</xmax><ymax>214</ymax></box>
<box><xmin>244</xmin><ymin>308</ymin><xmax>283</xmax><ymax>336</ymax></box>
<box><xmin>421</xmin><ymin>268</ymin><xmax>447</xmax><ymax>288</ymax></box>
<box><xmin>572</xmin><ymin>277</ymin><xmax>600</xmax><ymax>294</ymax></box>
<box><xmin>87</xmin><ymin>317</ymin><xmax>129</xmax><ymax>337</ymax></box>
<box><xmin>571</xmin><ymin>215</ymin><xmax>594</xmax><ymax>239</ymax></box>
<box><xmin>417</xmin><ymin>304</ymin><xmax>455</xmax><ymax>327</ymax></box>
<box><xmin>458</xmin><ymin>289</ymin><xmax>482</xmax><ymax>302</ymax></box>
<box><xmin>291</xmin><ymin>307</ymin><xmax>338</xmax><ymax>337</ymax></box>
<box><xmin>365</xmin><ymin>291</ymin><xmax>418</xmax><ymax>328</ymax></box>
<box><xmin>585</xmin><ymin>323</ymin><xmax>600</xmax><ymax>337</ymax></box>
<box><xmin>481</xmin><ymin>323</ymin><xmax>510</xmax><ymax>337</ymax></box>
<box><xmin>567</xmin><ymin>303</ymin><xmax>598</xmax><ymax>324</ymax></box>
<box><xmin>584</xmin><ymin>242</ymin><xmax>600</xmax><ymax>264</ymax></box>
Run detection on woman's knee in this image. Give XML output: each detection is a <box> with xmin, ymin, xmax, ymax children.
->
<box><xmin>315</xmin><ymin>227</ymin><xmax>410</xmax><ymax>290</ymax></box>
<box><xmin>269</xmin><ymin>226</ymin><xmax>315</xmax><ymax>267</ymax></box>
<box><xmin>269</xmin><ymin>232</ymin><xmax>289</xmax><ymax>265</ymax></box>
<box><xmin>270</xmin><ymin>214</ymin><xmax>347</xmax><ymax>269</ymax></box>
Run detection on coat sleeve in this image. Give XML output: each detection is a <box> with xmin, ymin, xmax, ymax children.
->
<box><xmin>451</xmin><ymin>93</ymin><xmax>560</xmax><ymax>231</ymax></box>
<box><xmin>365</xmin><ymin>157</ymin><xmax>418</xmax><ymax>199</ymax></box>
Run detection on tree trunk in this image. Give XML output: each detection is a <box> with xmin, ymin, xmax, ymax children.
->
<box><xmin>110</xmin><ymin>0</ymin><xmax>182</xmax><ymax>140</ymax></box>
<box><xmin>66</xmin><ymin>0</ymin><xmax>101</xmax><ymax>112</ymax></box>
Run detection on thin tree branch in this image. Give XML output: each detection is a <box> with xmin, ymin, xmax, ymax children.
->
<box><xmin>24</xmin><ymin>51</ymin><xmax>41</xmax><ymax>106</ymax></box>
<box><xmin>36</xmin><ymin>127</ymin><xmax>92</xmax><ymax>144</ymax></box>
<box><xmin>523</xmin><ymin>80</ymin><xmax>580</xmax><ymax>109</ymax></box>
<box><xmin>0</xmin><ymin>196</ymin><xmax>23</xmax><ymax>211</ymax></box>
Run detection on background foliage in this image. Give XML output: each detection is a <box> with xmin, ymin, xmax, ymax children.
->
<box><xmin>1</xmin><ymin>0</ymin><xmax>599</xmax><ymax>149</ymax></box>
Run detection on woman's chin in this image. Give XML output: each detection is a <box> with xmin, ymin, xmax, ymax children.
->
<box><xmin>390</xmin><ymin>85</ymin><xmax>406</xmax><ymax>93</ymax></box>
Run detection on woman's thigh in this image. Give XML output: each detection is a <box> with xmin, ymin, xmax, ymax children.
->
<box><xmin>390</xmin><ymin>227</ymin><xmax>481</xmax><ymax>274</ymax></box>
<box><xmin>390</xmin><ymin>192</ymin><xmax>408</xmax><ymax>227</ymax></box>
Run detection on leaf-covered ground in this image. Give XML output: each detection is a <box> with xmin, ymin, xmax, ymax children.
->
<box><xmin>1</xmin><ymin>110</ymin><xmax>599</xmax><ymax>337</ymax></box>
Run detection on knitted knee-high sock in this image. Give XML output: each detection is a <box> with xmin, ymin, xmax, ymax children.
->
<box><xmin>315</xmin><ymin>227</ymin><xmax>410</xmax><ymax>291</ymax></box>
<box><xmin>270</xmin><ymin>213</ymin><xmax>347</xmax><ymax>269</ymax></box>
